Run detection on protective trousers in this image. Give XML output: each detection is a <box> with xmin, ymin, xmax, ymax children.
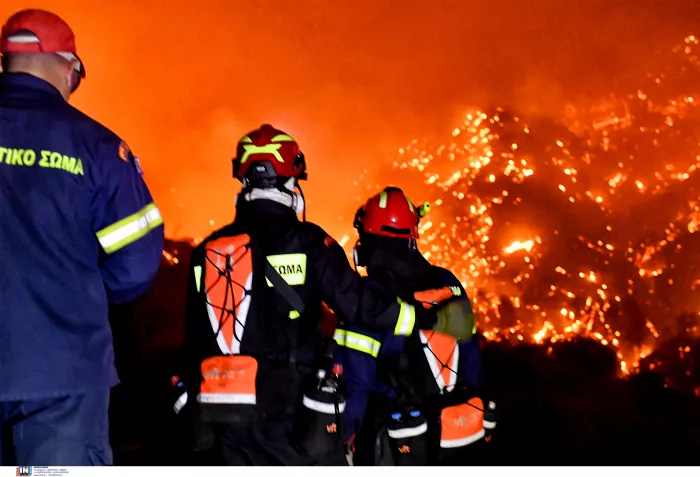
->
<box><xmin>0</xmin><ymin>390</ymin><xmax>112</xmax><ymax>466</ymax></box>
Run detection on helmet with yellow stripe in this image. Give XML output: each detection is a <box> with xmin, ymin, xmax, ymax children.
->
<box><xmin>351</xmin><ymin>186</ymin><xmax>431</xmax><ymax>268</ymax></box>
<box><xmin>232</xmin><ymin>124</ymin><xmax>307</xmax><ymax>188</ymax></box>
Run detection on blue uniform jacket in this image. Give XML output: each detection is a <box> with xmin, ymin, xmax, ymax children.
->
<box><xmin>0</xmin><ymin>73</ymin><xmax>165</xmax><ymax>400</ymax></box>
<box><xmin>334</xmin><ymin>270</ymin><xmax>484</xmax><ymax>439</ymax></box>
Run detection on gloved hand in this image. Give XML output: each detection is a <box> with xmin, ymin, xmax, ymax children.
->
<box><xmin>433</xmin><ymin>299</ymin><xmax>476</xmax><ymax>341</ymax></box>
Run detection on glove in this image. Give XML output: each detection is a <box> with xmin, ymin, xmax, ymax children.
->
<box><xmin>433</xmin><ymin>299</ymin><xmax>476</xmax><ymax>341</ymax></box>
<box><xmin>483</xmin><ymin>400</ymin><xmax>496</xmax><ymax>442</ymax></box>
<box><xmin>413</xmin><ymin>287</ymin><xmax>453</xmax><ymax>332</ymax></box>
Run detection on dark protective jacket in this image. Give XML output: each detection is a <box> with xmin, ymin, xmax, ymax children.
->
<box><xmin>333</xmin><ymin>245</ymin><xmax>485</xmax><ymax>441</ymax></box>
<box><xmin>179</xmin><ymin>199</ymin><xmax>434</xmax><ymax>416</ymax></box>
<box><xmin>0</xmin><ymin>73</ymin><xmax>164</xmax><ymax>400</ymax></box>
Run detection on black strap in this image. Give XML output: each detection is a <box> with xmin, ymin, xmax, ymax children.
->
<box><xmin>264</xmin><ymin>260</ymin><xmax>305</xmax><ymax>368</ymax></box>
<box><xmin>264</xmin><ymin>261</ymin><xmax>306</xmax><ymax>316</ymax></box>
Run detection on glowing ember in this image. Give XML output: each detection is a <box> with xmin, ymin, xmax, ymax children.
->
<box><xmin>505</xmin><ymin>240</ymin><xmax>535</xmax><ymax>254</ymax></box>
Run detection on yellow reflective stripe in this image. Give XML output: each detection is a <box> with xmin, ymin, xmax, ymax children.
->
<box><xmin>394</xmin><ymin>299</ymin><xmax>416</xmax><ymax>336</ymax></box>
<box><xmin>406</xmin><ymin>197</ymin><xmax>414</xmax><ymax>212</ymax></box>
<box><xmin>193</xmin><ymin>266</ymin><xmax>202</xmax><ymax>292</ymax></box>
<box><xmin>265</xmin><ymin>253</ymin><xmax>307</xmax><ymax>286</ymax></box>
<box><xmin>289</xmin><ymin>310</ymin><xmax>300</xmax><ymax>319</ymax></box>
<box><xmin>472</xmin><ymin>324</ymin><xmax>477</xmax><ymax>334</ymax></box>
<box><xmin>379</xmin><ymin>191</ymin><xmax>388</xmax><ymax>208</ymax></box>
<box><xmin>271</xmin><ymin>134</ymin><xmax>296</xmax><ymax>142</ymax></box>
<box><xmin>334</xmin><ymin>329</ymin><xmax>381</xmax><ymax>357</ymax></box>
<box><xmin>240</xmin><ymin>136</ymin><xmax>253</xmax><ymax>143</ymax></box>
<box><xmin>96</xmin><ymin>203</ymin><xmax>163</xmax><ymax>254</ymax></box>
<box><xmin>239</xmin><ymin>144</ymin><xmax>284</xmax><ymax>164</ymax></box>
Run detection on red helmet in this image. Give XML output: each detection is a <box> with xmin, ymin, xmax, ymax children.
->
<box><xmin>354</xmin><ymin>187</ymin><xmax>423</xmax><ymax>239</ymax></box>
<box><xmin>1</xmin><ymin>9</ymin><xmax>85</xmax><ymax>79</ymax></box>
<box><xmin>232</xmin><ymin>124</ymin><xmax>307</xmax><ymax>187</ymax></box>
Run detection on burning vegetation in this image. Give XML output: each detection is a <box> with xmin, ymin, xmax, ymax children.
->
<box><xmin>341</xmin><ymin>35</ymin><xmax>700</xmax><ymax>379</ymax></box>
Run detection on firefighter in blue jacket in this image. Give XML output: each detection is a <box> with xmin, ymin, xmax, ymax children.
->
<box><xmin>0</xmin><ymin>9</ymin><xmax>164</xmax><ymax>466</ymax></box>
<box><xmin>335</xmin><ymin>187</ymin><xmax>496</xmax><ymax>466</ymax></box>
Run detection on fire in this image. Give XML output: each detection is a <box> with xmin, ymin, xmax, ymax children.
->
<box><xmin>505</xmin><ymin>240</ymin><xmax>535</xmax><ymax>255</ymax></box>
<box><xmin>344</xmin><ymin>34</ymin><xmax>700</xmax><ymax>376</ymax></box>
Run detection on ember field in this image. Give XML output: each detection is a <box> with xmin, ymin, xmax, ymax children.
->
<box><xmin>343</xmin><ymin>35</ymin><xmax>700</xmax><ymax>378</ymax></box>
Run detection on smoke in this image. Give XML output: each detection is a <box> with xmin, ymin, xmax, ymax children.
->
<box><xmin>3</xmin><ymin>0</ymin><xmax>700</xmax><ymax>238</ymax></box>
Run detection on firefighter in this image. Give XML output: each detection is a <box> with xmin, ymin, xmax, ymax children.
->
<box><xmin>336</xmin><ymin>186</ymin><xmax>496</xmax><ymax>466</ymax></box>
<box><xmin>171</xmin><ymin>125</ymin><xmax>458</xmax><ymax>466</ymax></box>
<box><xmin>0</xmin><ymin>10</ymin><xmax>164</xmax><ymax>466</ymax></box>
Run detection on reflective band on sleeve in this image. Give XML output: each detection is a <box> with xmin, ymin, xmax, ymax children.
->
<box><xmin>484</xmin><ymin>420</ymin><xmax>496</xmax><ymax>429</ymax></box>
<box><xmin>302</xmin><ymin>395</ymin><xmax>346</xmax><ymax>414</ymax></box>
<box><xmin>334</xmin><ymin>329</ymin><xmax>381</xmax><ymax>357</ymax></box>
<box><xmin>289</xmin><ymin>310</ymin><xmax>300</xmax><ymax>319</ymax></box>
<box><xmin>193</xmin><ymin>266</ymin><xmax>202</xmax><ymax>292</ymax></box>
<box><xmin>440</xmin><ymin>429</ymin><xmax>485</xmax><ymax>448</ymax></box>
<box><xmin>394</xmin><ymin>299</ymin><xmax>416</xmax><ymax>336</ymax></box>
<box><xmin>197</xmin><ymin>392</ymin><xmax>256</xmax><ymax>405</ymax></box>
<box><xmin>96</xmin><ymin>203</ymin><xmax>163</xmax><ymax>254</ymax></box>
<box><xmin>387</xmin><ymin>422</ymin><xmax>428</xmax><ymax>439</ymax></box>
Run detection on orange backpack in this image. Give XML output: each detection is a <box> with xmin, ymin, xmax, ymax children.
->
<box><xmin>195</xmin><ymin>233</ymin><xmax>259</xmax><ymax>424</ymax></box>
<box><xmin>193</xmin><ymin>231</ymin><xmax>309</xmax><ymax>424</ymax></box>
